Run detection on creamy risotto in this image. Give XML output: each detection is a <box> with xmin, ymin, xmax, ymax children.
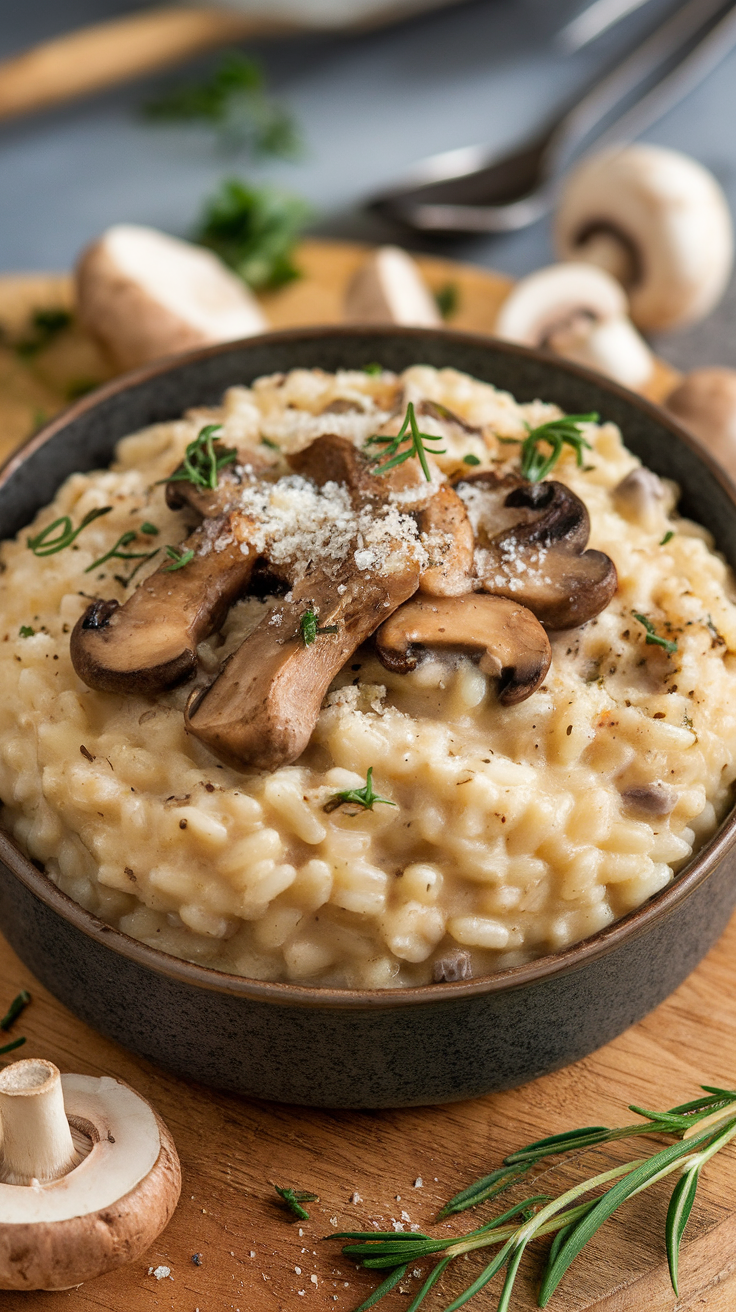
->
<box><xmin>1</xmin><ymin>364</ymin><xmax>735</xmax><ymax>989</ymax></box>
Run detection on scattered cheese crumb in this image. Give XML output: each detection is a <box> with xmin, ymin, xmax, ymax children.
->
<box><xmin>329</xmin><ymin>1216</ymin><xmax>338</xmax><ymax>1227</ymax></box>
<box><xmin>150</xmin><ymin>1265</ymin><xmax>171</xmax><ymax>1281</ymax></box>
<box><xmin>392</xmin><ymin>1220</ymin><xmax>404</xmax><ymax>1232</ymax></box>
<box><xmin>298</xmin><ymin>1228</ymin><xmax>304</xmax><ymax>1237</ymax></box>
<box><xmin>295</xmin><ymin>1266</ymin><xmax>302</xmax><ymax>1275</ymax></box>
<box><xmin>311</xmin><ymin>1275</ymin><xmax>319</xmax><ymax>1286</ymax></box>
<box><xmin>401</xmin><ymin>1210</ymin><xmax>411</xmax><ymax>1223</ymax></box>
<box><xmin>414</xmin><ymin>1178</ymin><xmax>423</xmax><ymax>1188</ymax></box>
<box><xmin>350</xmin><ymin>1192</ymin><xmax>362</xmax><ymax>1204</ymax></box>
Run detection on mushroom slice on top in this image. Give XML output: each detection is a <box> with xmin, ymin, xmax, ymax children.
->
<box><xmin>376</xmin><ymin>595</ymin><xmax>551</xmax><ymax>705</ymax></box>
<box><xmin>187</xmin><ymin>553</ymin><xmax>421</xmax><ymax>772</ymax></box>
<box><xmin>455</xmin><ymin>471</ymin><xmax>617</xmax><ymax>629</ymax></box>
<box><xmin>416</xmin><ymin>485</ymin><xmax>474</xmax><ymax>596</ymax></box>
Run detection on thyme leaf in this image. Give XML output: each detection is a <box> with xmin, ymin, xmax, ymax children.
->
<box><xmin>165</xmin><ymin>545</ymin><xmax>195</xmax><ymax>572</ymax></box>
<box><xmin>365</xmin><ymin>402</ymin><xmax>446</xmax><ymax>481</ymax></box>
<box><xmin>27</xmin><ymin>506</ymin><xmax>112</xmax><ymax>557</ymax></box>
<box><xmin>300</xmin><ymin>609</ymin><xmax>339</xmax><ymax>646</ymax></box>
<box><xmin>195</xmin><ymin>178</ymin><xmax>311</xmax><ymax>291</ymax></box>
<box><xmin>168</xmin><ymin>423</ymin><xmax>237</xmax><ymax>491</ymax></box>
<box><xmin>462</xmin><ymin>453</ymin><xmax>481</xmax><ymax>466</ymax></box>
<box><xmin>323</xmin><ymin>767</ymin><xmax>397</xmax><ymax>814</ymax></box>
<box><xmin>275</xmin><ymin>1185</ymin><xmax>319</xmax><ymax>1220</ymax></box>
<box><xmin>633</xmin><ymin>612</ymin><xmax>678</xmax><ymax>654</ymax></box>
<box><xmin>517</xmin><ymin>413</ymin><xmax>598</xmax><ymax>483</ymax></box>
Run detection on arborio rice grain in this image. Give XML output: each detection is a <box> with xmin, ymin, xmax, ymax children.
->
<box><xmin>1</xmin><ymin>364</ymin><xmax>735</xmax><ymax>988</ymax></box>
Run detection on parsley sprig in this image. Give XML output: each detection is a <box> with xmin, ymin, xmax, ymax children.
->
<box><xmin>366</xmin><ymin>402</ymin><xmax>446</xmax><ymax>482</ymax></box>
<box><xmin>168</xmin><ymin>423</ymin><xmax>237</xmax><ymax>492</ymax></box>
<box><xmin>27</xmin><ymin>506</ymin><xmax>112</xmax><ymax>557</ymax></box>
<box><xmin>504</xmin><ymin>413</ymin><xmax>598</xmax><ymax>483</ymax></box>
<box><xmin>330</xmin><ymin>1083</ymin><xmax>736</xmax><ymax>1312</ymax></box>
<box><xmin>323</xmin><ymin>767</ymin><xmax>397</xmax><ymax>815</ymax></box>
<box><xmin>300</xmin><ymin>609</ymin><xmax>339</xmax><ymax>646</ymax></box>
<box><xmin>633</xmin><ymin>611</ymin><xmax>678</xmax><ymax>655</ymax></box>
<box><xmin>275</xmin><ymin>1185</ymin><xmax>319</xmax><ymax>1220</ymax></box>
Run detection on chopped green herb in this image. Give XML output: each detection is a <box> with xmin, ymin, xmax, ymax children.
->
<box><xmin>143</xmin><ymin>52</ymin><xmax>302</xmax><ymax>159</ymax></box>
<box><xmin>516</xmin><ymin>413</ymin><xmax>598</xmax><ymax>483</ymax></box>
<box><xmin>363</xmin><ymin>362</ymin><xmax>383</xmax><ymax>376</ymax></box>
<box><xmin>660</xmin><ymin>530</ymin><xmax>674</xmax><ymax>546</ymax></box>
<box><xmin>434</xmin><ymin>281</ymin><xmax>459</xmax><ymax>320</ymax></box>
<box><xmin>140</xmin><ymin>521</ymin><xmax>159</xmax><ymax>536</ymax></box>
<box><xmin>165</xmin><ymin>545</ymin><xmax>195</xmax><ymax>572</ymax></box>
<box><xmin>633</xmin><ymin>612</ymin><xmax>678</xmax><ymax>655</ymax></box>
<box><xmin>27</xmin><ymin>506</ymin><xmax>112</xmax><ymax>557</ymax></box>
<box><xmin>18</xmin><ymin>625</ymin><xmax>34</xmax><ymax>638</ymax></box>
<box><xmin>195</xmin><ymin>178</ymin><xmax>311</xmax><ymax>291</ymax></box>
<box><xmin>462</xmin><ymin>453</ymin><xmax>481</xmax><ymax>466</ymax></box>
<box><xmin>275</xmin><ymin>1185</ymin><xmax>319</xmax><ymax>1220</ymax></box>
<box><xmin>300</xmin><ymin>609</ymin><xmax>339</xmax><ymax>646</ymax></box>
<box><xmin>168</xmin><ymin>423</ymin><xmax>237</xmax><ymax>492</ymax></box>
<box><xmin>324</xmin><ymin>766</ymin><xmax>397</xmax><ymax>815</ymax></box>
<box><xmin>85</xmin><ymin>530</ymin><xmax>160</xmax><ymax>575</ymax></box>
<box><xmin>261</xmin><ymin>436</ymin><xmax>280</xmax><ymax>450</ymax></box>
<box><xmin>15</xmin><ymin>307</ymin><xmax>72</xmax><ymax>358</ymax></box>
<box><xmin>365</xmin><ymin>402</ymin><xmax>446</xmax><ymax>482</ymax></box>
<box><xmin>0</xmin><ymin>989</ymin><xmax>30</xmax><ymax>1031</ymax></box>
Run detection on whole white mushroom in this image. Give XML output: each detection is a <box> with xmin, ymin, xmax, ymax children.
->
<box><xmin>555</xmin><ymin>145</ymin><xmax>733</xmax><ymax>334</ymax></box>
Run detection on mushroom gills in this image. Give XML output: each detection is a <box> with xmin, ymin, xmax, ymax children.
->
<box><xmin>187</xmin><ymin>553</ymin><xmax>421</xmax><ymax>772</ymax></box>
<box><xmin>375</xmin><ymin>595</ymin><xmax>551</xmax><ymax>706</ymax></box>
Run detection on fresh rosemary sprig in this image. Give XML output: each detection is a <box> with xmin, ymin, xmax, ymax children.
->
<box><xmin>85</xmin><ymin>529</ymin><xmax>160</xmax><ymax>576</ymax></box>
<box><xmin>503</xmin><ymin>414</ymin><xmax>598</xmax><ymax>484</ymax></box>
<box><xmin>323</xmin><ymin>767</ymin><xmax>397</xmax><ymax>815</ymax></box>
<box><xmin>168</xmin><ymin>423</ymin><xmax>237</xmax><ymax>492</ymax></box>
<box><xmin>165</xmin><ymin>545</ymin><xmax>195</xmax><ymax>572</ymax></box>
<box><xmin>633</xmin><ymin>611</ymin><xmax>678</xmax><ymax>655</ymax></box>
<box><xmin>275</xmin><ymin>1185</ymin><xmax>319</xmax><ymax>1220</ymax></box>
<box><xmin>330</xmin><ymin>1084</ymin><xmax>736</xmax><ymax>1312</ymax></box>
<box><xmin>366</xmin><ymin>403</ymin><xmax>446</xmax><ymax>482</ymax></box>
<box><xmin>27</xmin><ymin>506</ymin><xmax>112</xmax><ymax>557</ymax></box>
<box><xmin>300</xmin><ymin>609</ymin><xmax>339</xmax><ymax>646</ymax></box>
<box><xmin>0</xmin><ymin>989</ymin><xmax>31</xmax><ymax>1058</ymax></box>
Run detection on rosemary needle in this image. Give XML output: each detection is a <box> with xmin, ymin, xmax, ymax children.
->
<box><xmin>365</xmin><ymin>402</ymin><xmax>446</xmax><ymax>481</ymax></box>
<box><xmin>275</xmin><ymin>1185</ymin><xmax>319</xmax><ymax>1220</ymax></box>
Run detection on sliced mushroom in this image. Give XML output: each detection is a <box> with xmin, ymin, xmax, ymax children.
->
<box><xmin>455</xmin><ymin>471</ymin><xmax>617</xmax><ymax>629</ymax></box>
<box><xmin>665</xmin><ymin>368</ymin><xmax>736</xmax><ymax>479</ymax></box>
<box><xmin>417</xmin><ymin>485</ymin><xmax>474</xmax><ymax>596</ymax></box>
<box><xmin>495</xmin><ymin>262</ymin><xmax>653</xmax><ymax>389</ymax></box>
<box><xmin>555</xmin><ymin>145</ymin><xmax>734</xmax><ymax>333</ymax></box>
<box><xmin>375</xmin><ymin>595</ymin><xmax>551</xmax><ymax>705</ymax></box>
<box><xmin>612</xmin><ymin>468</ymin><xmax>666</xmax><ymax>533</ymax></box>
<box><xmin>343</xmin><ymin>246</ymin><xmax>441</xmax><ymax>328</ymax></box>
<box><xmin>0</xmin><ymin>1058</ymin><xmax>180</xmax><ymax>1291</ymax></box>
<box><xmin>433</xmin><ymin>949</ymin><xmax>472</xmax><ymax>982</ymax></box>
<box><xmin>621</xmin><ymin>783</ymin><xmax>677</xmax><ymax>817</ymax></box>
<box><xmin>187</xmin><ymin>553</ymin><xmax>421</xmax><ymax>771</ymax></box>
<box><xmin>76</xmin><ymin>224</ymin><xmax>267</xmax><ymax>371</ymax></box>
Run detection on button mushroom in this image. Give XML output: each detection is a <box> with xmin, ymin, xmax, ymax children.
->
<box><xmin>76</xmin><ymin>224</ymin><xmax>267</xmax><ymax>371</ymax></box>
<box><xmin>455</xmin><ymin>471</ymin><xmax>617</xmax><ymax>629</ymax></box>
<box><xmin>555</xmin><ymin>145</ymin><xmax>734</xmax><ymax>333</ymax></box>
<box><xmin>494</xmin><ymin>263</ymin><xmax>653</xmax><ymax>389</ymax></box>
<box><xmin>343</xmin><ymin>245</ymin><xmax>441</xmax><ymax>327</ymax></box>
<box><xmin>612</xmin><ymin>468</ymin><xmax>667</xmax><ymax>533</ymax></box>
<box><xmin>664</xmin><ymin>368</ymin><xmax>736</xmax><ymax>480</ymax></box>
<box><xmin>0</xmin><ymin>1058</ymin><xmax>180</xmax><ymax>1291</ymax></box>
<box><xmin>375</xmin><ymin>594</ymin><xmax>551</xmax><ymax>705</ymax></box>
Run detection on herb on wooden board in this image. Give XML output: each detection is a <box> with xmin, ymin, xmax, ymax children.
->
<box><xmin>329</xmin><ymin>1084</ymin><xmax>736</xmax><ymax>1311</ymax></box>
<box><xmin>14</xmin><ymin>307</ymin><xmax>72</xmax><ymax>358</ymax></box>
<box><xmin>275</xmin><ymin>1185</ymin><xmax>319</xmax><ymax>1220</ymax></box>
<box><xmin>366</xmin><ymin>402</ymin><xmax>446</xmax><ymax>482</ymax></box>
<box><xmin>434</xmin><ymin>282</ymin><xmax>460</xmax><ymax>320</ymax></box>
<box><xmin>195</xmin><ymin>178</ymin><xmax>311</xmax><ymax>291</ymax></box>
<box><xmin>0</xmin><ymin>990</ymin><xmax>30</xmax><ymax>1057</ymax></box>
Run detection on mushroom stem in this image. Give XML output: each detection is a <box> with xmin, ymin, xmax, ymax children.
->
<box><xmin>0</xmin><ymin>1060</ymin><xmax>77</xmax><ymax>1186</ymax></box>
<box><xmin>573</xmin><ymin>229</ymin><xmax>636</xmax><ymax>289</ymax></box>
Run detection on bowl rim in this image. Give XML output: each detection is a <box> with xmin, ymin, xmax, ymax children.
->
<box><xmin>4</xmin><ymin>322</ymin><xmax>736</xmax><ymax>1011</ymax></box>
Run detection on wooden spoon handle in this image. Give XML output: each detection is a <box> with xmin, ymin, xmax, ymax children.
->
<box><xmin>0</xmin><ymin>6</ymin><xmax>288</xmax><ymax>122</ymax></box>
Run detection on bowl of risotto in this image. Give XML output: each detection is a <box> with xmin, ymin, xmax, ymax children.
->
<box><xmin>1</xmin><ymin>325</ymin><xmax>735</xmax><ymax>1107</ymax></box>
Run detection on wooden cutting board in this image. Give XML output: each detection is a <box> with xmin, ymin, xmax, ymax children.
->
<box><xmin>0</xmin><ymin>241</ymin><xmax>721</xmax><ymax>1312</ymax></box>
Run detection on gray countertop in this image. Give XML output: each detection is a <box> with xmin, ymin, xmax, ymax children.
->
<box><xmin>1</xmin><ymin>0</ymin><xmax>735</xmax><ymax>371</ymax></box>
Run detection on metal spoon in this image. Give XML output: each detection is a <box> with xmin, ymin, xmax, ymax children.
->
<box><xmin>368</xmin><ymin>0</ymin><xmax>736</xmax><ymax>234</ymax></box>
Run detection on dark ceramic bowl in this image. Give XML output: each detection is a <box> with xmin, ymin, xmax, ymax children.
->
<box><xmin>1</xmin><ymin>326</ymin><xmax>735</xmax><ymax>1108</ymax></box>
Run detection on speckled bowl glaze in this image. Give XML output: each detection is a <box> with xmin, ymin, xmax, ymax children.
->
<box><xmin>1</xmin><ymin>326</ymin><xmax>735</xmax><ymax>1108</ymax></box>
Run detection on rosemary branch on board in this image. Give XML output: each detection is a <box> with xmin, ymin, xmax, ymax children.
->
<box><xmin>365</xmin><ymin>403</ymin><xmax>446</xmax><ymax>482</ymax></box>
<box><xmin>501</xmin><ymin>414</ymin><xmax>598</xmax><ymax>484</ymax></box>
<box><xmin>0</xmin><ymin>990</ymin><xmax>31</xmax><ymax>1057</ymax></box>
<box><xmin>167</xmin><ymin>423</ymin><xmax>237</xmax><ymax>491</ymax></box>
<box><xmin>329</xmin><ymin>1084</ymin><xmax>736</xmax><ymax>1311</ymax></box>
<box><xmin>323</xmin><ymin>767</ymin><xmax>397</xmax><ymax>815</ymax></box>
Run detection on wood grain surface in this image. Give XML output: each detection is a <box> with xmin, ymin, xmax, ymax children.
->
<box><xmin>0</xmin><ymin>241</ymin><xmax>715</xmax><ymax>1312</ymax></box>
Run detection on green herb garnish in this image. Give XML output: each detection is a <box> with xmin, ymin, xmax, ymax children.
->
<box><xmin>0</xmin><ymin>989</ymin><xmax>30</xmax><ymax>1031</ymax></box>
<box><xmin>363</xmin><ymin>363</ymin><xmax>383</xmax><ymax>376</ymax></box>
<box><xmin>195</xmin><ymin>178</ymin><xmax>311</xmax><ymax>291</ymax></box>
<box><xmin>633</xmin><ymin>612</ymin><xmax>678</xmax><ymax>655</ymax></box>
<box><xmin>165</xmin><ymin>546</ymin><xmax>195</xmax><ymax>572</ymax></box>
<box><xmin>261</xmin><ymin>436</ymin><xmax>280</xmax><ymax>450</ymax></box>
<box><xmin>462</xmin><ymin>453</ymin><xmax>481</xmax><ymax>466</ymax></box>
<box><xmin>15</xmin><ymin>307</ymin><xmax>72</xmax><ymax>358</ymax></box>
<box><xmin>300</xmin><ymin>609</ymin><xmax>339</xmax><ymax>646</ymax></box>
<box><xmin>330</xmin><ymin>1084</ymin><xmax>736</xmax><ymax>1312</ymax></box>
<box><xmin>27</xmin><ymin>506</ymin><xmax>112</xmax><ymax>557</ymax></box>
<box><xmin>85</xmin><ymin>530</ymin><xmax>160</xmax><ymax>576</ymax></box>
<box><xmin>366</xmin><ymin>402</ymin><xmax>446</xmax><ymax>482</ymax></box>
<box><xmin>18</xmin><ymin>626</ymin><xmax>34</xmax><ymax>638</ymax></box>
<box><xmin>434</xmin><ymin>281</ymin><xmax>459</xmax><ymax>320</ymax></box>
<box><xmin>144</xmin><ymin>52</ymin><xmax>302</xmax><ymax>159</ymax></box>
<box><xmin>168</xmin><ymin>423</ymin><xmax>236</xmax><ymax>492</ymax></box>
<box><xmin>324</xmin><ymin>766</ymin><xmax>397</xmax><ymax>815</ymax></box>
<box><xmin>275</xmin><ymin>1185</ymin><xmax>319</xmax><ymax>1220</ymax></box>
<box><xmin>140</xmin><ymin>521</ymin><xmax>159</xmax><ymax>536</ymax></box>
<box><xmin>511</xmin><ymin>413</ymin><xmax>598</xmax><ymax>483</ymax></box>
<box><xmin>660</xmin><ymin>530</ymin><xmax>674</xmax><ymax>546</ymax></box>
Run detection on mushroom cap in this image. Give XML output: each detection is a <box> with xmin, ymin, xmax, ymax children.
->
<box><xmin>555</xmin><ymin>145</ymin><xmax>734</xmax><ymax>332</ymax></box>
<box><xmin>343</xmin><ymin>245</ymin><xmax>441</xmax><ymax>327</ymax></box>
<box><xmin>375</xmin><ymin>594</ymin><xmax>551</xmax><ymax>705</ymax></box>
<box><xmin>494</xmin><ymin>262</ymin><xmax>627</xmax><ymax>348</ymax></box>
<box><xmin>76</xmin><ymin>223</ymin><xmax>267</xmax><ymax>371</ymax></box>
<box><xmin>0</xmin><ymin>1071</ymin><xmax>180</xmax><ymax>1291</ymax></box>
<box><xmin>665</xmin><ymin>367</ymin><xmax>736</xmax><ymax>477</ymax></box>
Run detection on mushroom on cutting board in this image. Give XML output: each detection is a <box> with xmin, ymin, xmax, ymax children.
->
<box><xmin>343</xmin><ymin>245</ymin><xmax>442</xmax><ymax>327</ymax></box>
<box><xmin>376</xmin><ymin>594</ymin><xmax>551</xmax><ymax>705</ymax></box>
<box><xmin>494</xmin><ymin>263</ymin><xmax>653</xmax><ymax>389</ymax></box>
<box><xmin>0</xmin><ymin>1058</ymin><xmax>180</xmax><ymax>1291</ymax></box>
<box><xmin>664</xmin><ymin>368</ymin><xmax>736</xmax><ymax>479</ymax></box>
<box><xmin>76</xmin><ymin>224</ymin><xmax>267</xmax><ymax>371</ymax></box>
<box><xmin>555</xmin><ymin>145</ymin><xmax>733</xmax><ymax>333</ymax></box>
